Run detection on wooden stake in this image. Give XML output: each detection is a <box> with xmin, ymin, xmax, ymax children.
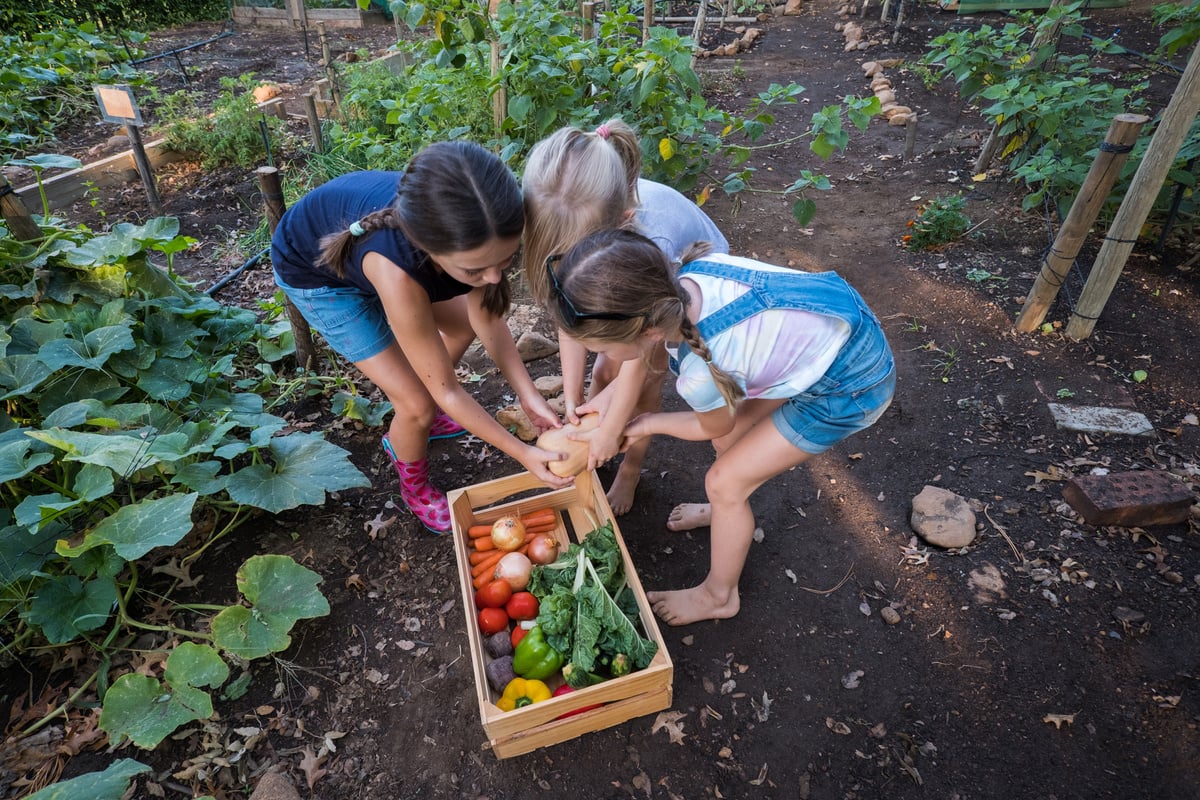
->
<box><xmin>1066</xmin><ymin>40</ymin><xmax>1200</xmax><ymax>340</ymax></box>
<box><xmin>0</xmin><ymin>174</ymin><xmax>41</xmax><ymax>241</ymax></box>
<box><xmin>125</xmin><ymin>122</ymin><xmax>163</xmax><ymax>216</ymax></box>
<box><xmin>304</xmin><ymin>91</ymin><xmax>324</xmax><ymax>153</ymax></box>
<box><xmin>1014</xmin><ymin>113</ymin><xmax>1148</xmax><ymax>333</ymax></box>
<box><xmin>643</xmin><ymin>0</ymin><xmax>653</xmax><ymax>45</ymax></box>
<box><xmin>582</xmin><ymin>1</ymin><xmax>595</xmax><ymax>41</ymax></box>
<box><xmin>490</xmin><ymin>1</ymin><xmax>506</xmax><ymax>136</ymax></box>
<box><xmin>257</xmin><ymin>166</ymin><xmax>318</xmax><ymax>371</ymax></box>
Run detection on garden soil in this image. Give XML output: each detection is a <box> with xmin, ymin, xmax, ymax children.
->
<box><xmin>3</xmin><ymin>2</ymin><xmax>1199</xmax><ymax>799</ymax></box>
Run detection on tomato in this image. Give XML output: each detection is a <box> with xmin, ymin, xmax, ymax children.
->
<box><xmin>511</xmin><ymin>624</ymin><xmax>529</xmax><ymax>649</ymax></box>
<box><xmin>475</xmin><ymin>579</ymin><xmax>513</xmax><ymax>609</ymax></box>
<box><xmin>505</xmin><ymin>591</ymin><xmax>539</xmax><ymax>621</ymax></box>
<box><xmin>477</xmin><ymin>607</ymin><xmax>509</xmax><ymax>635</ymax></box>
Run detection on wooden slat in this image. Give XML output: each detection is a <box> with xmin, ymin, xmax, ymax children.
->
<box><xmin>447</xmin><ymin>469</ymin><xmax>674</xmax><ymax>758</ymax></box>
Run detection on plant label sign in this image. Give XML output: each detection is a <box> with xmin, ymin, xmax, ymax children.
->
<box><xmin>94</xmin><ymin>84</ymin><xmax>144</xmax><ymax>126</ymax></box>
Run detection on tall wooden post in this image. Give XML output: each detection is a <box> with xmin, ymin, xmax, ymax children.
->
<box><xmin>582</xmin><ymin>2</ymin><xmax>596</xmax><ymax>41</ymax></box>
<box><xmin>317</xmin><ymin>22</ymin><xmax>341</xmax><ymax>115</ymax></box>
<box><xmin>304</xmin><ymin>91</ymin><xmax>324</xmax><ymax>153</ymax></box>
<box><xmin>643</xmin><ymin>0</ymin><xmax>653</xmax><ymax>44</ymax></box>
<box><xmin>1065</xmin><ymin>40</ymin><xmax>1200</xmax><ymax>340</ymax></box>
<box><xmin>1014</xmin><ymin>113</ymin><xmax>1148</xmax><ymax>333</ymax></box>
<box><xmin>257</xmin><ymin>166</ymin><xmax>318</xmax><ymax>371</ymax></box>
<box><xmin>0</xmin><ymin>174</ymin><xmax>43</xmax><ymax>241</ymax></box>
<box><xmin>490</xmin><ymin>0</ymin><xmax>506</xmax><ymax>135</ymax></box>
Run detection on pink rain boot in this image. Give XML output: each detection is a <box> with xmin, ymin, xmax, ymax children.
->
<box><xmin>428</xmin><ymin>410</ymin><xmax>466</xmax><ymax>441</ymax></box>
<box><xmin>382</xmin><ymin>435</ymin><xmax>451</xmax><ymax>534</ymax></box>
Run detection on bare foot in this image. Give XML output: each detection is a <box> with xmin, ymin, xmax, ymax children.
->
<box><xmin>666</xmin><ymin>503</ymin><xmax>712</xmax><ymax>531</ymax></box>
<box><xmin>647</xmin><ymin>584</ymin><xmax>740</xmax><ymax>626</ymax></box>
<box><xmin>606</xmin><ymin>466</ymin><xmax>641</xmax><ymax>516</ymax></box>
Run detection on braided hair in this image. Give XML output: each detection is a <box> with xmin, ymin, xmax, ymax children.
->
<box><xmin>550</xmin><ymin>229</ymin><xmax>744</xmax><ymax>411</ymax></box>
<box><xmin>316</xmin><ymin>141</ymin><xmax>523</xmax><ymax>317</ymax></box>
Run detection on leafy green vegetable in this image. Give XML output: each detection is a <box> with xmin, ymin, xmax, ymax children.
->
<box><xmin>528</xmin><ymin>523</ymin><xmax>657</xmax><ymax>679</ymax></box>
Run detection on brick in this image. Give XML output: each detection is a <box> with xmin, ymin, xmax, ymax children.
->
<box><xmin>1062</xmin><ymin>470</ymin><xmax>1195</xmax><ymax>527</ymax></box>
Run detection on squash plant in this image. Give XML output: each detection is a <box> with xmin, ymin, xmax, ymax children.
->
<box><xmin>0</xmin><ymin>204</ymin><xmax>369</xmax><ymax>748</ymax></box>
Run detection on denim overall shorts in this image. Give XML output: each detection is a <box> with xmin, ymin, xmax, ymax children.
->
<box><xmin>675</xmin><ymin>259</ymin><xmax>896</xmax><ymax>454</ymax></box>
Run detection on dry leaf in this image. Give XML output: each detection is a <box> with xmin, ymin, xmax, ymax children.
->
<box><xmin>651</xmin><ymin>710</ymin><xmax>687</xmax><ymax>744</ymax></box>
<box><xmin>749</xmin><ymin>764</ymin><xmax>768</xmax><ymax>785</ymax></box>
<box><xmin>364</xmin><ymin>512</ymin><xmax>397</xmax><ymax>540</ymax></box>
<box><xmin>298</xmin><ymin>746</ymin><xmax>328</xmax><ymax>789</ymax></box>
<box><xmin>825</xmin><ymin>717</ymin><xmax>852</xmax><ymax>735</ymax></box>
<box><xmin>1043</xmin><ymin>712</ymin><xmax>1076</xmax><ymax>729</ymax></box>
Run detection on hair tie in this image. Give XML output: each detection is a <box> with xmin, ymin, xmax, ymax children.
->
<box><xmin>349</xmin><ymin>220</ymin><xmax>366</xmax><ymax>237</ymax></box>
<box><xmin>595</xmin><ymin>124</ymin><xmax>611</xmax><ymax>140</ymax></box>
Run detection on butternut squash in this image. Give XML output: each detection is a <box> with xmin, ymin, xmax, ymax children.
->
<box><xmin>536</xmin><ymin>413</ymin><xmax>602</xmax><ymax>477</ymax></box>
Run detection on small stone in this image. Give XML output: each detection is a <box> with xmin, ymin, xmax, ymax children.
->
<box><xmin>1112</xmin><ymin>606</ymin><xmax>1145</xmax><ymax>625</ymax></box>
<box><xmin>249</xmin><ymin>772</ymin><xmax>301</xmax><ymax>800</ymax></box>
<box><xmin>534</xmin><ymin>374</ymin><xmax>563</xmax><ymax>397</ymax></box>
<box><xmin>910</xmin><ymin>485</ymin><xmax>977</xmax><ymax>548</ymax></box>
<box><xmin>880</xmin><ymin>607</ymin><xmax>901</xmax><ymax>625</ymax></box>
<box><xmin>516</xmin><ymin>331</ymin><xmax>558</xmax><ymax>362</ymax></box>
<box><xmin>496</xmin><ymin>405</ymin><xmax>537</xmax><ymax>441</ymax></box>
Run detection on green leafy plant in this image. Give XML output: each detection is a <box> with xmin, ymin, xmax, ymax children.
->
<box><xmin>921</xmin><ymin>1</ymin><xmax>1200</xmax><ymax>227</ymax></box>
<box><xmin>158</xmin><ymin>74</ymin><xmax>290</xmax><ymax>169</ymax></box>
<box><xmin>904</xmin><ymin>194</ymin><xmax>972</xmax><ymax>251</ymax></box>
<box><xmin>1</xmin><ymin>201</ymin><xmax>368</xmax><ymax>749</ymax></box>
<box><xmin>336</xmin><ymin>0</ymin><xmax>878</xmax><ymax>224</ymax></box>
<box><xmin>0</xmin><ymin>22</ymin><xmax>144</xmax><ymax>158</ymax></box>
<box><xmin>1056</xmin><ymin>387</ymin><xmax>1076</xmax><ymax>399</ymax></box>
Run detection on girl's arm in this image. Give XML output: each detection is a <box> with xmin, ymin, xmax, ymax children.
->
<box><xmin>576</xmin><ymin>358</ymin><xmax>646</xmax><ymax>468</ymax></box>
<box><xmin>372</xmin><ymin>267</ymin><xmax>571</xmax><ymax>486</ymax></box>
<box><xmin>623</xmin><ymin>407</ymin><xmax>734</xmax><ymax>447</ymax></box>
<box><xmin>558</xmin><ymin>333</ymin><xmax>589</xmax><ymax>422</ymax></box>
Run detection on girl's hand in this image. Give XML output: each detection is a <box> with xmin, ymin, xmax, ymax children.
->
<box><xmin>520</xmin><ymin>393</ymin><xmax>562</xmax><ymax>436</ymax></box>
<box><xmin>619</xmin><ymin>412</ymin><xmax>655</xmax><ymax>452</ymax></box>
<box><xmin>584</xmin><ymin>427</ymin><xmax>622</xmax><ymax>469</ymax></box>
<box><xmin>562</xmin><ymin>397</ymin><xmax>581</xmax><ymax>426</ymax></box>
<box><xmin>575</xmin><ymin>382</ymin><xmax>615</xmax><ymax>419</ymax></box>
<box><xmin>521</xmin><ymin>444</ymin><xmax>576</xmax><ymax>487</ymax></box>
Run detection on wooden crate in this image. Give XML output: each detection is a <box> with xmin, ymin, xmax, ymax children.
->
<box><xmin>448</xmin><ymin>469</ymin><xmax>673</xmax><ymax>758</ymax></box>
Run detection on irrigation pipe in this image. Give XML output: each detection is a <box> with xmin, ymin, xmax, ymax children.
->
<box><xmin>206</xmin><ymin>247</ymin><xmax>269</xmax><ymax>296</ymax></box>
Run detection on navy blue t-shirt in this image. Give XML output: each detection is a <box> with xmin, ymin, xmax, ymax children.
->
<box><xmin>271</xmin><ymin>171</ymin><xmax>471</xmax><ymax>302</ymax></box>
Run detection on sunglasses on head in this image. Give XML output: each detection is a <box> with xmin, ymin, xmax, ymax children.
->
<box><xmin>545</xmin><ymin>254</ymin><xmax>644</xmax><ymax>327</ymax></box>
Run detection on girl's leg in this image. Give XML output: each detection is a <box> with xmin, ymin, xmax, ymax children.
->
<box><xmin>649</xmin><ymin>418</ymin><xmax>812</xmax><ymax>625</ymax></box>
<box><xmin>666</xmin><ymin>398</ymin><xmax>785</xmax><ymax>531</ymax></box>
<box><xmin>356</xmin><ymin>344</ymin><xmax>451</xmax><ymax>532</ymax></box>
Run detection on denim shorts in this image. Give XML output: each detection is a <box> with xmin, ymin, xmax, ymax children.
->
<box><xmin>274</xmin><ymin>271</ymin><xmax>393</xmax><ymax>363</ymax></box>
<box><xmin>773</xmin><ymin>365</ymin><xmax>896</xmax><ymax>454</ymax></box>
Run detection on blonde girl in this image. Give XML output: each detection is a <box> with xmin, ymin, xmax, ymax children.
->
<box><xmin>272</xmin><ymin>142</ymin><xmax>571</xmax><ymax>534</ymax></box>
<box><xmin>522</xmin><ymin>118</ymin><xmax>729</xmax><ymax>515</ymax></box>
<box><xmin>545</xmin><ymin>229</ymin><xmax>895</xmax><ymax>625</ymax></box>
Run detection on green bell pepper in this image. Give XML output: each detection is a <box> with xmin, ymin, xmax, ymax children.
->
<box><xmin>511</xmin><ymin>625</ymin><xmax>564</xmax><ymax>680</ymax></box>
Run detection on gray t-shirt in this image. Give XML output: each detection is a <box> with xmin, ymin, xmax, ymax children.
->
<box><xmin>634</xmin><ymin>178</ymin><xmax>729</xmax><ymax>262</ymax></box>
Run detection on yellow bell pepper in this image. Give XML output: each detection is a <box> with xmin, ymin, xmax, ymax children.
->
<box><xmin>497</xmin><ymin>677</ymin><xmax>552</xmax><ymax>711</ymax></box>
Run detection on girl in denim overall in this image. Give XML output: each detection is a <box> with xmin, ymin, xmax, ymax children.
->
<box><xmin>545</xmin><ymin>229</ymin><xmax>895</xmax><ymax>625</ymax></box>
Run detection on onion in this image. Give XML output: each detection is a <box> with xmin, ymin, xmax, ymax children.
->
<box><xmin>526</xmin><ymin>535</ymin><xmax>560</xmax><ymax>566</ymax></box>
<box><xmin>494</xmin><ymin>552</ymin><xmax>532</xmax><ymax>592</ymax></box>
<box><xmin>491</xmin><ymin>515</ymin><xmax>526</xmax><ymax>552</ymax></box>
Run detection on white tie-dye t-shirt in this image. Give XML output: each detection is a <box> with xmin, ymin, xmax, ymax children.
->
<box><xmin>670</xmin><ymin>254</ymin><xmax>851</xmax><ymax>413</ymax></box>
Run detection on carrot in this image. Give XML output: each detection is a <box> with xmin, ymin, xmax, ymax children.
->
<box><xmin>469</xmin><ymin>549</ymin><xmax>500</xmax><ymax>565</ymax></box>
<box><xmin>468</xmin><ymin>525</ymin><xmax>494</xmax><ymax>539</ymax></box>
<box><xmin>520</xmin><ymin>510</ymin><xmax>557</xmax><ymax>527</ymax></box>
<box><xmin>473</xmin><ymin>536</ymin><xmax>497</xmax><ymax>552</ymax></box>
<box><xmin>473</xmin><ymin>570</ymin><xmax>495</xmax><ymax>590</ymax></box>
<box><xmin>471</xmin><ymin>550</ymin><xmax>504</xmax><ymax>579</ymax></box>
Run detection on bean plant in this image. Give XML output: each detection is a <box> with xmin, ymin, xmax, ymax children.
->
<box><xmin>923</xmin><ymin>1</ymin><xmax>1199</xmax><ymax>227</ymax></box>
<box><xmin>329</xmin><ymin>0</ymin><xmax>879</xmax><ymax>224</ymax></box>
